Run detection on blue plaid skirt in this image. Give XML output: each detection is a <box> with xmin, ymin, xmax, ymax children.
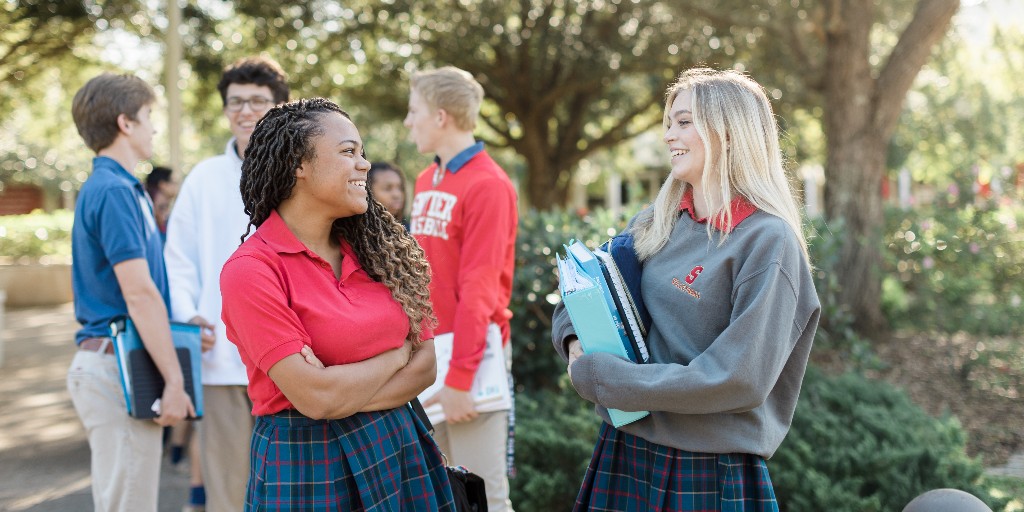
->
<box><xmin>575</xmin><ymin>423</ymin><xmax>779</xmax><ymax>512</ymax></box>
<box><xmin>247</xmin><ymin>406</ymin><xmax>456</xmax><ymax>511</ymax></box>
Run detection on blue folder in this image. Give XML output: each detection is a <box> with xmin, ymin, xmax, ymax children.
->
<box><xmin>110</xmin><ymin>317</ymin><xmax>203</xmax><ymax>419</ymax></box>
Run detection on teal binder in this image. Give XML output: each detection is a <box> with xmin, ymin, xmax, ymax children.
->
<box><xmin>110</xmin><ymin>317</ymin><xmax>203</xmax><ymax>419</ymax></box>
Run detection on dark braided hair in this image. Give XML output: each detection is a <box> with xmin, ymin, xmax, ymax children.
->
<box><xmin>240</xmin><ymin>97</ymin><xmax>435</xmax><ymax>344</ymax></box>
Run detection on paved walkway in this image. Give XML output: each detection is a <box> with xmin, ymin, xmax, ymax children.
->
<box><xmin>0</xmin><ymin>304</ymin><xmax>190</xmax><ymax>512</ymax></box>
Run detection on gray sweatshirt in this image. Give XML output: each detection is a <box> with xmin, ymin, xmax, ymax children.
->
<box><xmin>552</xmin><ymin>208</ymin><xmax>820</xmax><ymax>459</ymax></box>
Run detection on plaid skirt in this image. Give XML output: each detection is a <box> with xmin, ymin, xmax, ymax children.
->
<box><xmin>575</xmin><ymin>423</ymin><xmax>779</xmax><ymax>512</ymax></box>
<box><xmin>247</xmin><ymin>406</ymin><xmax>456</xmax><ymax>511</ymax></box>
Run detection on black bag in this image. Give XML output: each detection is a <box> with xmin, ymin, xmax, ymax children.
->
<box><xmin>446</xmin><ymin>465</ymin><xmax>488</xmax><ymax>512</ymax></box>
<box><xmin>409</xmin><ymin>399</ymin><xmax>489</xmax><ymax>512</ymax></box>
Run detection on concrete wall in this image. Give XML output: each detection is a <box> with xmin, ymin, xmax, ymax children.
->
<box><xmin>0</xmin><ymin>264</ymin><xmax>73</xmax><ymax>307</ymax></box>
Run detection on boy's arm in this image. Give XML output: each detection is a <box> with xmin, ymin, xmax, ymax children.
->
<box><xmin>449</xmin><ymin>180</ymin><xmax>516</xmax><ymax>385</ymax></box>
<box><xmin>437</xmin><ymin>178</ymin><xmax>517</xmax><ymax>421</ymax></box>
<box><xmin>113</xmin><ymin>258</ymin><xmax>196</xmax><ymax>426</ymax></box>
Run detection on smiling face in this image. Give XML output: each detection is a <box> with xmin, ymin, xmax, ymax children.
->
<box><xmin>296</xmin><ymin>112</ymin><xmax>371</xmax><ymax>219</ymax></box>
<box><xmin>224</xmin><ymin>83</ymin><xmax>276</xmax><ymax>157</ymax></box>
<box><xmin>663</xmin><ymin>89</ymin><xmax>707</xmax><ymax>187</ymax></box>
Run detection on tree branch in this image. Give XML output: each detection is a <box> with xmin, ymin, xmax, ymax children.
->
<box><xmin>873</xmin><ymin>0</ymin><xmax>960</xmax><ymax>137</ymax></box>
<box><xmin>479</xmin><ymin>112</ymin><xmax>512</xmax><ymax>145</ymax></box>
<box><xmin>586</xmin><ymin>105</ymin><xmax>662</xmax><ymax>156</ymax></box>
<box><xmin>670</xmin><ymin>1</ymin><xmax>760</xmax><ymax>29</ymax></box>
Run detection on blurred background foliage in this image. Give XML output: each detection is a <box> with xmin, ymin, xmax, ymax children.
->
<box><xmin>0</xmin><ymin>209</ymin><xmax>73</xmax><ymax>263</ymax></box>
<box><xmin>3</xmin><ymin>0</ymin><xmax>1020</xmax><ymax>207</ymax></box>
<box><xmin>6</xmin><ymin>0</ymin><xmax>1023</xmax><ymax>330</ymax></box>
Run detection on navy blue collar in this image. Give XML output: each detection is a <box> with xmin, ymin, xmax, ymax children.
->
<box><xmin>434</xmin><ymin>141</ymin><xmax>485</xmax><ymax>174</ymax></box>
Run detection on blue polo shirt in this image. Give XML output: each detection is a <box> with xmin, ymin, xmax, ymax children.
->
<box><xmin>72</xmin><ymin>156</ymin><xmax>170</xmax><ymax>343</ymax></box>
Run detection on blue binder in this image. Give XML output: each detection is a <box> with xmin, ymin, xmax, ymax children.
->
<box><xmin>600</xmin><ymin>231</ymin><xmax>651</xmax><ymax>333</ymax></box>
<box><xmin>110</xmin><ymin>317</ymin><xmax>203</xmax><ymax>419</ymax></box>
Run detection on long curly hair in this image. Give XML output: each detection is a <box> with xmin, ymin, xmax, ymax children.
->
<box><xmin>239</xmin><ymin>97</ymin><xmax>435</xmax><ymax>344</ymax></box>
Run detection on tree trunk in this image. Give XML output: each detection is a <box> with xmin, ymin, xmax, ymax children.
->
<box><xmin>517</xmin><ymin>114</ymin><xmax>573</xmax><ymax>208</ymax></box>
<box><xmin>522</xmin><ymin>152</ymin><xmax>570</xmax><ymax>209</ymax></box>
<box><xmin>824</xmin><ymin>134</ymin><xmax>890</xmax><ymax>335</ymax></box>
<box><xmin>822</xmin><ymin>0</ymin><xmax>959</xmax><ymax>336</ymax></box>
<box><xmin>822</xmin><ymin>0</ymin><xmax>889</xmax><ymax>334</ymax></box>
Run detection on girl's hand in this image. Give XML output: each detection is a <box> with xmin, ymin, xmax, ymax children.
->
<box><xmin>300</xmin><ymin>345</ymin><xmax>325</xmax><ymax>369</ymax></box>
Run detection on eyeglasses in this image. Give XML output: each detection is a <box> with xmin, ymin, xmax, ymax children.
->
<box><xmin>225</xmin><ymin>96</ymin><xmax>274</xmax><ymax>112</ymax></box>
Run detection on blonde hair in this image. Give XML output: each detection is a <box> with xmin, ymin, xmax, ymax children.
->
<box><xmin>633</xmin><ymin>67</ymin><xmax>809</xmax><ymax>264</ymax></box>
<box><xmin>410</xmin><ymin>66</ymin><xmax>484</xmax><ymax>131</ymax></box>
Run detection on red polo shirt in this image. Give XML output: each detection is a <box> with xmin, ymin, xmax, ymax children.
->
<box><xmin>220</xmin><ymin>210</ymin><xmax>432</xmax><ymax>415</ymax></box>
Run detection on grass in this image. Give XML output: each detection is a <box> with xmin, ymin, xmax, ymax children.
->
<box><xmin>986</xmin><ymin>475</ymin><xmax>1024</xmax><ymax>511</ymax></box>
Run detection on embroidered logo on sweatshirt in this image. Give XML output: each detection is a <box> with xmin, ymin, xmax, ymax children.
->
<box><xmin>672</xmin><ymin>277</ymin><xmax>701</xmax><ymax>299</ymax></box>
<box><xmin>684</xmin><ymin>265</ymin><xmax>704</xmax><ymax>284</ymax></box>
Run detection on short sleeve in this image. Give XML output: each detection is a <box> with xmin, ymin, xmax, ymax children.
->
<box><xmin>220</xmin><ymin>253</ymin><xmax>310</xmax><ymax>373</ymax></box>
<box><xmin>98</xmin><ymin>188</ymin><xmax>149</xmax><ymax>265</ymax></box>
<box><xmin>419</xmin><ymin>317</ymin><xmax>435</xmax><ymax>343</ymax></box>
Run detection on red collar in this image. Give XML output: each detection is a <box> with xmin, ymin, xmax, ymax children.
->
<box><xmin>256</xmin><ymin>209</ymin><xmax>363</xmax><ymax>280</ymax></box>
<box><xmin>678</xmin><ymin>188</ymin><xmax>758</xmax><ymax>233</ymax></box>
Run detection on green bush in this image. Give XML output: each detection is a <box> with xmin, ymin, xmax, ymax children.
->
<box><xmin>882</xmin><ymin>203</ymin><xmax>1024</xmax><ymax>336</ymax></box>
<box><xmin>509</xmin><ymin>381</ymin><xmax>599</xmax><ymax>511</ymax></box>
<box><xmin>771</xmin><ymin>367</ymin><xmax>1009</xmax><ymax>511</ymax></box>
<box><xmin>0</xmin><ymin>209</ymin><xmax>73</xmax><ymax>263</ymax></box>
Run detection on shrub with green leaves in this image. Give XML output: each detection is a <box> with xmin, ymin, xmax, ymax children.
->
<box><xmin>771</xmin><ymin>367</ymin><xmax>1009</xmax><ymax>511</ymax></box>
<box><xmin>0</xmin><ymin>209</ymin><xmax>73</xmax><ymax>263</ymax></box>
<box><xmin>509</xmin><ymin>382</ymin><xmax>599</xmax><ymax>511</ymax></box>
<box><xmin>882</xmin><ymin>203</ymin><xmax>1024</xmax><ymax>336</ymax></box>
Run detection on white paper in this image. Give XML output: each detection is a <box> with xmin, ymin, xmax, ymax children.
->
<box><xmin>418</xmin><ymin>323</ymin><xmax>512</xmax><ymax>425</ymax></box>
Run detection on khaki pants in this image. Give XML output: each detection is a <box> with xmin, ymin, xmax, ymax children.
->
<box><xmin>199</xmin><ymin>385</ymin><xmax>253</xmax><ymax>512</ymax></box>
<box><xmin>67</xmin><ymin>349</ymin><xmax>162</xmax><ymax>512</ymax></box>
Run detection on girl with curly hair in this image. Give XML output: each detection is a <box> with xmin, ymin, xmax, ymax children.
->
<box><xmin>220</xmin><ymin>97</ymin><xmax>455</xmax><ymax>511</ymax></box>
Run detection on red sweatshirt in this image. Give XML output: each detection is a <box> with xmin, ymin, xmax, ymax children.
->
<box><xmin>410</xmin><ymin>148</ymin><xmax>518</xmax><ymax>390</ymax></box>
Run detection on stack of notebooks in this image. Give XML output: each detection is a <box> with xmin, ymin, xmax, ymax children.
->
<box><xmin>110</xmin><ymin>317</ymin><xmax>204</xmax><ymax>419</ymax></box>
<box><xmin>557</xmin><ymin>237</ymin><xmax>650</xmax><ymax>427</ymax></box>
